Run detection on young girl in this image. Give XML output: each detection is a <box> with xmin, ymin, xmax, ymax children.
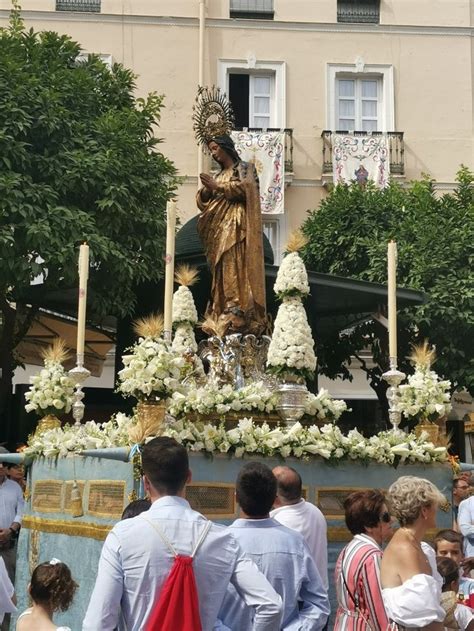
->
<box><xmin>437</xmin><ymin>556</ymin><xmax>474</xmax><ymax>631</ymax></box>
<box><xmin>16</xmin><ymin>560</ymin><xmax>77</xmax><ymax>631</ymax></box>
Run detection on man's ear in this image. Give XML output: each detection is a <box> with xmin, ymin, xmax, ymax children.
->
<box><xmin>186</xmin><ymin>469</ymin><xmax>192</xmax><ymax>485</ymax></box>
<box><xmin>143</xmin><ymin>475</ymin><xmax>151</xmax><ymax>495</ymax></box>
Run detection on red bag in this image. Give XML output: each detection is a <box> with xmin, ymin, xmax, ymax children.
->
<box><xmin>142</xmin><ymin>518</ymin><xmax>212</xmax><ymax>631</ymax></box>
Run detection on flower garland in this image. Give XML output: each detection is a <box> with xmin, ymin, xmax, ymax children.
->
<box><xmin>117</xmin><ymin>337</ymin><xmax>185</xmax><ymax>401</ymax></box>
<box><xmin>168</xmin><ymin>381</ymin><xmax>347</xmax><ymax>423</ymax></box>
<box><xmin>23</xmin><ymin>413</ymin><xmax>132</xmax><ymax>459</ymax></box>
<box><xmin>23</xmin><ymin>414</ymin><xmax>447</xmax><ymax>466</ymax></box>
<box><xmin>164</xmin><ymin>418</ymin><xmax>448</xmax><ymax>465</ymax></box>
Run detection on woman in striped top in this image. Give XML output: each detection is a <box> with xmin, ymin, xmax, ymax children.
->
<box><xmin>334</xmin><ymin>489</ymin><xmax>393</xmax><ymax>630</ymax></box>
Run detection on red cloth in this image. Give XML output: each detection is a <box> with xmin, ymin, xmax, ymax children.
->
<box><xmin>145</xmin><ymin>555</ymin><xmax>202</xmax><ymax>631</ymax></box>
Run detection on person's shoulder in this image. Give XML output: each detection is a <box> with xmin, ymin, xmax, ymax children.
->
<box><xmin>459</xmin><ymin>496</ymin><xmax>474</xmax><ymax>510</ymax></box>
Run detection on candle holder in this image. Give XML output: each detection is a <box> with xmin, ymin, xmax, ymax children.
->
<box><xmin>69</xmin><ymin>355</ymin><xmax>91</xmax><ymax>427</ymax></box>
<box><xmin>382</xmin><ymin>356</ymin><xmax>405</xmax><ymax>432</ymax></box>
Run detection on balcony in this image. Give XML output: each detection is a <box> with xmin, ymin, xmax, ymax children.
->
<box><xmin>337</xmin><ymin>0</ymin><xmax>380</xmax><ymax>24</ymax></box>
<box><xmin>56</xmin><ymin>0</ymin><xmax>100</xmax><ymax>11</ymax></box>
<box><xmin>234</xmin><ymin>128</ymin><xmax>294</xmax><ymax>174</ymax></box>
<box><xmin>230</xmin><ymin>0</ymin><xmax>274</xmax><ymax>19</ymax></box>
<box><xmin>321</xmin><ymin>131</ymin><xmax>404</xmax><ymax>183</ymax></box>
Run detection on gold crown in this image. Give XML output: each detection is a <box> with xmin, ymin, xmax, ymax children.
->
<box><xmin>192</xmin><ymin>85</ymin><xmax>235</xmax><ymax>147</ymax></box>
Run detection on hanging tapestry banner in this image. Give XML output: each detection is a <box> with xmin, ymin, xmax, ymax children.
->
<box><xmin>231</xmin><ymin>130</ymin><xmax>285</xmax><ymax>214</ymax></box>
<box><xmin>332</xmin><ymin>134</ymin><xmax>390</xmax><ymax>188</ymax></box>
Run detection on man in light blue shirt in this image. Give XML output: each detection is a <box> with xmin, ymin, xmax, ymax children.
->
<box><xmin>83</xmin><ymin>437</ymin><xmax>282</xmax><ymax>631</ymax></box>
<box><xmin>219</xmin><ymin>462</ymin><xmax>330</xmax><ymax>631</ymax></box>
<box><xmin>458</xmin><ymin>495</ymin><xmax>474</xmax><ymax>556</ymax></box>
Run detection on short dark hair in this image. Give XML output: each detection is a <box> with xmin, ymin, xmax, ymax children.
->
<box><xmin>436</xmin><ymin>556</ymin><xmax>460</xmax><ymax>591</ymax></box>
<box><xmin>434</xmin><ymin>528</ymin><xmax>463</xmax><ymax>551</ymax></box>
<box><xmin>121</xmin><ymin>498</ymin><xmax>152</xmax><ymax>520</ymax></box>
<box><xmin>236</xmin><ymin>462</ymin><xmax>277</xmax><ymax>517</ymax></box>
<box><xmin>274</xmin><ymin>467</ymin><xmax>302</xmax><ymax>503</ymax></box>
<box><xmin>141</xmin><ymin>437</ymin><xmax>189</xmax><ymax>495</ymax></box>
<box><xmin>30</xmin><ymin>562</ymin><xmax>77</xmax><ymax>612</ymax></box>
<box><xmin>344</xmin><ymin>489</ymin><xmax>386</xmax><ymax>535</ymax></box>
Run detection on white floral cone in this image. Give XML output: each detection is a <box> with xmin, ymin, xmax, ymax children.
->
<box><xmin>267</xmin><ymin>296</ymin><xmax>316</xmax><ymax>380</ymax></box>
<box><xmin>24</xmin><ymin>360</ymin><xmax>75</xmax><ymax>415</ymax></box>
<box><xmin>273</xmin><ymin>251</ymin><xmax>310</xmax><ymax>298</ymax></box>
<box><xmin>172</xmin><ymin>285</ymin><xmax>198</xmax><ymax>326</ymax></box>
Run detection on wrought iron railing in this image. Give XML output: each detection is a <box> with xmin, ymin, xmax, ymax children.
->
<box><xmin>234</xmin><ymin>128</ymin><xmax>294</xmax><ymax>173</ymax></box>
<box><xmin>56</xmin><ymin>0</ymin><xmax>100</xmax><ymax>12</ymax></box>
<box><xmin>321</xmin><ymin>130</ymin><xmax>404</xmax><ymax>176</ymax></box>
<box><xmin>230</xmin><ymin>0</ymin><xmax>274</xmax><ymax>19</ymax></box>
<box><xmin>337</xmin><ymin>0</ymin><xmax>380</xmax><ymax>23</ymax></box>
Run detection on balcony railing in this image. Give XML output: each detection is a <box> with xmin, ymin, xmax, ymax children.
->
<box><xmin>321</xmin><ymin>130</ymin><xmax>404</xmax><ymax>177</ymax></box>
<box><xmin>337</xmin><ymin>0</ymin><xmax>380</xmax><ymax>23</ymax></box>
<box><xmin>230</xmin><ymin>0</ymin><xmax>274</xmax><ymax>19</ymax></box>
<box><xmin>234</xmin><ymin>128</ymin><xmax>294</xmax><ymax>173</ymax></box>
<box><xmin>56</xmin><ymin>0</ymin><xmax>100</xmax><ymax>11</ymax></box>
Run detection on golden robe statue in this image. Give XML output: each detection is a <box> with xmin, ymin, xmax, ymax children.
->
<box><xmin>197</xmin><ymin>135</ymin><xmax>267</xmax><ymax>336</ymax></box>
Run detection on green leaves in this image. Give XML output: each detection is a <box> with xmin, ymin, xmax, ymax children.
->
<box><xmin>303</xmin><ymin>170</ymin><xmax>474</xmax><ymax>396</ymax></box>
<box><xmin>0</xmin><ymin>18</ymin><xmax>176</xmax><ymax>320</ymax></box>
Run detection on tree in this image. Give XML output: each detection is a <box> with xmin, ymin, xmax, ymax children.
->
<box><xmin>302</xmin><ymin>168</ymin><xmax>474</xmax><ymax>424</ymax></box>
<box><xmin>0</xmin><ymin>8</ymin><xmax>177</xmax><ymax>423</ymax></box>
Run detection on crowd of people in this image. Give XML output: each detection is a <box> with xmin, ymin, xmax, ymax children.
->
<box><xmin>1</xmin><ymin>437</ymin><xmax>474</xmax><ymax>630</ymax></box>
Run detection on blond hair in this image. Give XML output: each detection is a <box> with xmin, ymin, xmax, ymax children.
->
<box><xmin>388</xmin><ymin>475</ymin><xmax>445</xmax><ymax>526</ymax></box>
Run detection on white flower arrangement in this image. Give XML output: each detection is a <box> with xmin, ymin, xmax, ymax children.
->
<box><xmin>24</xmin><ymin>340</ymin><xmax>75</xmax><ymax>416</ymax></box>
<box><xmin>396</xmin><ymin>342</ymin><xmax>452</xmax><ymax>423</ymax></box>
<box><xmin>169</xmin><ymin>381</ymin><xmax>280</xmax><ymax>418</ymax></box>
<box><xmin>169</xmin><ymin>380</ymin><xmax>346</xmax><ymax>424</ymax></box>
<box><xmin>396</xmin><ymin>366</ymin><xmax>452</xmax><ymax>423</ymax></box>
<box><xmin>172</xmin><ymin>323</ymin><xmax>198</xmax><ymax>354</ymax></box>
<box><xmin>117</xmin><ymin>337</ymin><xmax>185</xmax><ymax>401</ymax></box>
<box><xmin>305</xmin><ymin>389</ymin><xmax>348</xmax><ymax>422</ymax></box>
<box><xmin>172</xmin><ymin>285</ymin><xmax>198</xmax><ymax>326</ymax></box>
<box><xmin>22</xmin><ymin>414</ymin><xmax>447</xmax><ymax>467</ymax></box>
<box><xmin>273</xmin><ymin>251</ymin><xmax>310</xmax><ymax>299</ymax></box>
<box><xmin>267</xmin><ymin>297</ymin><xmax>316</xmax><ymax>381</ymax></box>
<box><xmin>164</xmin><ymin>418</ymin><xmax>448</xmax><ymax>465</ymax></box>
<box><xmin>23</xmin><ymin>413</ymin><xmax>133</xmax><ymax>459</ymax></box>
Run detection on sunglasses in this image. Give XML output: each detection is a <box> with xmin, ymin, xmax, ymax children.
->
<box><xmin>380</xmin><ymin>511</ymin><xmax>391</xmax><ymax>523</ymax></box>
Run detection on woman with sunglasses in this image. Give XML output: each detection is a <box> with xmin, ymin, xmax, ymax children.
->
<box><xmin>334</xmin><ymin>489</ymin><xmax>392</xmax><ymax>630</ymax></box>
<box><xmin>381</xmin><ymin>476</ymin><xmax>446</xmax><ymax>631</ymax></box>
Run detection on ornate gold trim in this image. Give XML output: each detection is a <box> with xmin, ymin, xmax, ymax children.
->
<box><xmin>22</xmin><ymin>516</ymin><xmax>112</xmax><ymax>541</ymax></box>
<box><xmin>185</xmin><ymin>482</ymin><xmax>236</xmax><ymax>519</ymax></box>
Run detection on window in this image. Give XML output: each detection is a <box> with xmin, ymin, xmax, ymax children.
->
<box><xmin>229</xmin><ymin>73</ymin><xmax>273</xmax><ymax>128</ymax></box>
<box><xmin>337</xmin><ymin>0</ymin><xmax>380</xmax><ymax>24</ymax></box>
<box><xmin>336</xmin><ymin>77</ymin><xmax>381</xmax><ymax>132</ymax></box>
<box><xmin>219</xmin><ymin>60</ymin><xmax>286</xmax><ymax>129</ymax></box>
<box><xmin>262</xmin><ymin>216</ymin><xmax>287</xmax><ymax>265</ymax></box>
<box><xmin>56</xmin><ymin>0</ymin><xmax>100</xmax><ymax>11</ymax></box>
<box><xmin>230</xmin><ymin>0</ymin><xmax>274</xmax><ymax>20</ymax></box>
<box><xmin>327</xmin><ymin>64</ymin><xmax>394</xmax><ymax>132</ymax></box>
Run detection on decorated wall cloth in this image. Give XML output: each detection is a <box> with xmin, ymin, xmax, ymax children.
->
<box><xmin>231</xmin><ymin>130</ymin><xmax>285</xmax><ymax>214</ymax></box>
<box><xmin>333</xmin><ymin>133</ymin><xmax>390</xmax><ymax>188</ymax></box>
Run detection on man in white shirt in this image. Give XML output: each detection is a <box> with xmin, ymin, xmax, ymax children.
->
<box><xmin>0</xmin><ymin>450</ymin><xmax>24</xmax><ymax>631</ymax></box>
<box><xmin>83</xmin><ymin>437</ymin><xmax>282</xmax><ymax>631</ymax></box>
<box><xmin>270</xmin><ymin>466</ymin><xmax>328</xmax><ymax>591</ymax></box>
<box><xmin>219</xmin><ymin>462</ymin><xmax>329</xmax><ymax>631</ymax></box>
<box><xmin>458</xmin><ymin>495</ymin><xmax>474</xmax><ymax>557</ymax></box>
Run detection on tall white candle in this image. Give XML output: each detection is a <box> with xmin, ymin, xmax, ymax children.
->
<box><xmin>163</xmin><ymin>200</ymin><xmax>177</xmax><ymax>340</ymax></box>
<box><xmin>76</xmin><ymin>243</ymin><xmax>89</xmax><ymax>361</ymax></box>
<box><xmin>387</xmin><ymin>240</ymin><xmax>398</xmax><ymax>359</ymax></box>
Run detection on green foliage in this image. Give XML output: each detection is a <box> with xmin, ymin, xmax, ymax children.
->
<box><xmin>302</xmin><ymin>168</ymin><xmax>474</xmax><ymax>397</ymax></box>
<box><xmin>0</xmin><ymin>15</ymin><xmax>176</xmax><ymax>317</ymax></box>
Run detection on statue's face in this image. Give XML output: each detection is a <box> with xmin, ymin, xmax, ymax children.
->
<box><xmin>208</xmin><ymin>141</ymin><xmax>227</xmax><ymax>165</ymax></box>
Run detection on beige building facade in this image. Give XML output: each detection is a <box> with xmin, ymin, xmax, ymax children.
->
<box><xmin>1</xmin><ymin>0</ymin><xmax>472</xmax><ymax>262</ymax></box>
<box><xmin>3</xmin><ymin>1</ymin><xmax>473</xmax><ymax>402</ymax></box>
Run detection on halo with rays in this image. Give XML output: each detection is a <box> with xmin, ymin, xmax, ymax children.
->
<box><xmin>192</xmin><ymin>85</ymin><xmax>235</xmax><ymax>148</ymax></box>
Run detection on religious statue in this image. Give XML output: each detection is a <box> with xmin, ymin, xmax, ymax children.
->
<box><xmin>193</xmin><ymin>87</ymin><xmax>267</xmax><ymax>336</ymax></box>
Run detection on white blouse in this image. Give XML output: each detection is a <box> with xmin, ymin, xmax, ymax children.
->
<box><xmin>382</xmin><ymin>573</ymin><xmax>445</xmax><ymax>627</ymax></box>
